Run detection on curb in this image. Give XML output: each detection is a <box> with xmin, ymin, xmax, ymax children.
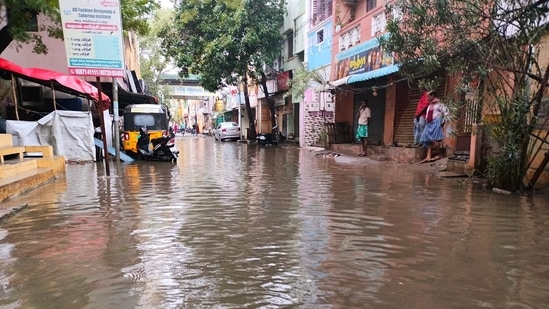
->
<box><xmin>0</xmin><ymin>203</ymin><xmax>28</xmax><ymax>223</ymax></box>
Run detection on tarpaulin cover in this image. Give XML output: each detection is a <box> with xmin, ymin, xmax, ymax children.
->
<box><xmin>0</xmin><ymin>58</ymin><xmax>110</xmax><ymax>109</ymax></box>
<box><xmin>7</xmin><ymin>110</ymin><xmax>96</xmax><ymax>161</ymax></box>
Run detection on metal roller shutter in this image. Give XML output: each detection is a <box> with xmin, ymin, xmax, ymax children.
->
<box><xmin>393</xmin><ymin>80</ymin><xmax>447</xmax><ymax>146</ymax></box>
<box><xmin>393</xmin><ymin>81</ymin><xmax>419</xmax><ymax>146</ymax></box>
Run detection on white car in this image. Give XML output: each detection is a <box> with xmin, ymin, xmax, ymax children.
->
<box><xmin>214</xmin><ymin>122</ymin><xmax>240</xmax><ymax>141</ymax></box>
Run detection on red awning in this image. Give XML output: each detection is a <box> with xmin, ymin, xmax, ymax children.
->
<box><xmin>0</xmin><ymin>58</ymin><xmax>111</xmax><ymax>109</ymax></box>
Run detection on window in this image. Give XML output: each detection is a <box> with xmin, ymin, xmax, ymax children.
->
<box><xmin>371</xmin><ymin>12</ymin><xmax>386</xmax><ymax>36</ymax></box>
<box><xmin>366</xmin><ymin>0</ymin><xmax>377</xmax><ymax>12</ymax></box>
<box><xmin>344</xmin><ymin>33</ymin><xmax>351</xmax><ymax>49</ymax></box>
<box><xmin>133</xmin><ymin>115</ymin><xmax>156</xmax><ymax>127</ymax></box>
<box><xmin>287</xmin><ymin>32</ymin><xmax>294</xmax><ymax>58</ymax></box>
<box><xmin>391</xmin><ymin>5</ymin><xmax>403</xmax><ymax>21</ymax></box>
<box><xmin>352</xmin><ymin>27</ymin><xmax>360</xmax><ymax>44</ymax></box>
<box><xmin>339</xmin><ymin>27</ymin><xmax>360</xmax><ymax>51</ymax></box>
<box><xmin>316</xmin><ymin>29</ymin><xmax>324</xmax><ymax>44</ymax></box>
<box><xmin>312</xmin><ymin>0</ymin><xmax>333</xmax><ymax>26</ymax></box>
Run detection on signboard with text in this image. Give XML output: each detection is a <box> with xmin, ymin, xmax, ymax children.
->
<box><xmin>58</xmin><ymin>0</ymin><xmax>125</xmax><ymax>77</ymax></box>
<box><xmin>334</xmin><ymin>34</ymin><xmax>394</xmax><ymax>80</ymax></box>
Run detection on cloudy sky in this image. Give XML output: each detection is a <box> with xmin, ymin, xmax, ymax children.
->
<box><xmin>159</xmin><ymin>0</ymin><xmax>173</xmax><ymax>8</ymax></box>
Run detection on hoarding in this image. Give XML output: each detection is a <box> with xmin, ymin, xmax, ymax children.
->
<box><xmin>58</xmin><ymin>0</ymin><xmax>125</xmax><ymax>77</ymax></box>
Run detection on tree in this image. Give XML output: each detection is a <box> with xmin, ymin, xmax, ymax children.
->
<box><xmin>379</xmin><ymin>0</ymin><xmax>549</xmax><ymax>192</ymax></box>
<box><xmin>0</xmin><ymin>0</ymin><xmax>159</xmax><ymax>55</ymax></box>
<box><xmin>139</xmin><ymin>8</ymin><xmax>174</xmax><ymax>99</ymax></box>
<box><xmin>162</xmin><ymin>0</ymin><xmax>285</xmax><ymax>139</ymax></box>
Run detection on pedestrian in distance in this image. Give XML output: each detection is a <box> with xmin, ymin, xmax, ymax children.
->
<box><xmin>356</xmin><ymin>100</ymin><xmax>371</xmax><ymax>157</ymax></box>
<box><xmin>413</xmin><ymin>88</ymin><xmax>430</xmax><ymax>146</ymax></box>
<box><xmin>419</xmin><ymin>91</ymin><xmax>449</xmax><ymax>163</ymax></box>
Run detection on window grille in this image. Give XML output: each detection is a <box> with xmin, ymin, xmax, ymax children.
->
<box><xmin>352</xmin><ymin>27</ymin><xmax>360</xmax><ymax>43</ymax></box>
<box><xmin>312</xmin><ymin>0</ymin><xmax>333</xmax><ymax>26</ymax></box>
<box><xmin>371</xmin><ymin>12</ymin><xmax>386</xmax><ymax>36</ymax></box>
<box><xmin>317</xmin><ymin>29</ymin><xmax>324</xmax><ymax>44</ymax></box>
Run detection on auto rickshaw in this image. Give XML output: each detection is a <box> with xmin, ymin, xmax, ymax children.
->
<box><xmin>121</xmin><ymin>104</ymin><xmax>170</xmax><ymax>157</ymax></box>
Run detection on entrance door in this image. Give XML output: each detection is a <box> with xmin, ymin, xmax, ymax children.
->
<box><xmin>353</xmin><ymin>89</ymin><xmax>385</xmax><ymax>146</ymax></box>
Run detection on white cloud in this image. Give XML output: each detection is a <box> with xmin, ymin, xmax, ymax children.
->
<box><xmin>159</xmin><ymin>0</ymin><xmax>173</xmax><ymax>8</ymax></box>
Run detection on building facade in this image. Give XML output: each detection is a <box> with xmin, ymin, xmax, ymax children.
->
<box><xmin>303</xmin><ymin>0</ymin><xmax>334</xmax><ymax>147</ymax></box>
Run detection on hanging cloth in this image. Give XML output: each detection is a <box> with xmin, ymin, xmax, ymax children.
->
<box><xmin>426</xmin><ymin>104</ymin><xmax>435</xmax><ymax>123</ymax></box>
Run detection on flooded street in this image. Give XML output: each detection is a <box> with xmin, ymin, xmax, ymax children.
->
<box><xmin>1</xmin><ymin>135</ymin><xmax>549</xmax><ymax>308</ymax></box>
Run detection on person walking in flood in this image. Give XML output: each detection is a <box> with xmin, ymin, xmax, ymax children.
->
<box><xmin>419</xmin><ymin>91</ymin><xmax>448</xmax><ymax>163</ymax></box>
<box><xmin>356</xmin><ymin>100</ymin><xmax>371</xmax><ymax>157</ymax></box>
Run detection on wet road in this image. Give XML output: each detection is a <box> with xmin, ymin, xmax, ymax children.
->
<box><xmin>1</xmin><ymin>135</ymin><xmax>549</xmax><ymax>308</ymax></box>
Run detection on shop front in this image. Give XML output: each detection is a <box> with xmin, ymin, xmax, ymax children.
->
<box><xmin>331</xmin><ymin>35</ymin><xmax>399</xmax><ymax>147</ymax></box>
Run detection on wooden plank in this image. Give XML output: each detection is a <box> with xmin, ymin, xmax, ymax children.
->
<box><xmin>0</xmin><ymin>146</ymin><xmax>25</xmax><ymax>163</ymax></box>
<box><xmin>24</xmin><ymin>145</ymin><xmax>54</xmax><ymax>158</ymax></box>
<box><xmin>0</xmin><ymin>134</ymin><xmax>13</xmax><ymax>147</ymax></box>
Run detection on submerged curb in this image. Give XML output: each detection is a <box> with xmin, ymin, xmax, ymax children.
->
<box><xmin>0</xmin><ymin>204</ymin><xmax>28</xmax><ymax>223</ymax></box>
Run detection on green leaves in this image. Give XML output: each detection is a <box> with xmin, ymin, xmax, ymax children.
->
<box><xmin>163</xmin><ymin>0</ymin><xmax>285</xmax><ymax>91</ymax></box>
<box><xmin>139</xmin><ymin>8</ymin><xmax>175</xmax><ymax>99</ymax></box>
<box><xmin>381</xmin><ymin>0</ymin><xmax>549</xmax><ymax>191</ymax></box>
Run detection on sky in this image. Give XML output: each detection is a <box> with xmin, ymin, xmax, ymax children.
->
<box><xmin>159</xmin><ymin>0</ymin><xmax>173</xmax><ymax>8</ymax></box>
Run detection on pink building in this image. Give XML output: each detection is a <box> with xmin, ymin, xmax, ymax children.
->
<box><xmin>327</xmin><ymin>0</ymin><xmax>455</xmax><ymax>161</ymax></box>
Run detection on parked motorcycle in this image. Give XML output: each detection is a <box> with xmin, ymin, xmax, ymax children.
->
<box><xmin>136</xmin><ymin>127</ymin><xmax>179</xmax><ymax>163</ymax></box>
<box><xmin>257</xmin><ymin>125</ymin><xmax>285</xmax><ymax>146</ymax></box>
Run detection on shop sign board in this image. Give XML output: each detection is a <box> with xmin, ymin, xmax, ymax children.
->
<box><xmin>58</xmin><ymin>0</ymin><xmax>125</xmax><ymax>77</ymax></box>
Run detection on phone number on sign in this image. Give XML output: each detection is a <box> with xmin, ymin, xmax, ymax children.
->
<box><xmin>70</xmin><ymin>68</ymin><xmax>125</xmax><ymax>77</ymax></box>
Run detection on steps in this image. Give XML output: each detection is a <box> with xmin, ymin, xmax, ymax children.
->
<box><xmin>0</xmin><ymin>158</ymin><xmax>38</xmax><ymax>178</ymax></box>
<box><xmin>0</xmin><ymin>133</ymin><xmax>66</xmax><ymax>202</ymax></box>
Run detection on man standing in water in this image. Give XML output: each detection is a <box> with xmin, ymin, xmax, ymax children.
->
<box><xmin>356</xmin><ymin>100</ymin><xmax>371</xmax><ymax>157</ymax></box>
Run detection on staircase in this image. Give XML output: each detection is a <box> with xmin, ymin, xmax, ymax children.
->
<box><xmin>0</xmin><ymin>134</ymin><xmax>65</xmax><ymax>202</ymax></box>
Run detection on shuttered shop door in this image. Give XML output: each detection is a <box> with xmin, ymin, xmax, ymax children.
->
<box><xmin>393</xmin><ymin>81</ymin><xmax>448</xmax><ymax>146</ymax></box>
<box><xmin>393</xmin><ymin>81</ymin><xmax>418</xmax><ymax>146</ymax></box>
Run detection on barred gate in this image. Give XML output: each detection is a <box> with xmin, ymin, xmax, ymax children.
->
<box><xmin>455</xmin><ymin>93</ymin><xmax>481</xmax><ymax>152</ymax></box>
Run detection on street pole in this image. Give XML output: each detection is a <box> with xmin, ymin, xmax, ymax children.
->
<box><xmin>113</xmin><ymin>77</ymin><xmax>120</xmax><ymax>162</ymax></box>
<box><xmin>238</xmin><ymin>87</ymin><xmax>242</xmax><ymax>140</ymax></box>
<box><xmin>96</xmin><ymin>77</ymin><xmax>110</xmax><ymax>176</ymax></box>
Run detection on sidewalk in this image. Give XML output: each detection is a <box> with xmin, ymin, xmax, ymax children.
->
<box><xmin>309</xmin><ymin>147</ymin><xmax>454</xmax><ymax>176</ymax></box>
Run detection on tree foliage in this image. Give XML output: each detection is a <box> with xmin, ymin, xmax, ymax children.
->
<box><xmin>289</xmin><ymin>67</ymin><xmax>328</xmax><ymax>100</ymax></box>
<box><xmin>162</xmin><ymin>0</ymin><xmax>285</xmax><ymax>136</ymax></box>
<box><xmin>0</xmin><ymin>0</ymin><xmax>159</xmax><ymax>55</ymax></box>
<box><xmin>380</xmin><ymin>0</ymin><xmax>549</xmax><ymax>192</ymax></box>
<box><xmin>139</xmin><ymin>8</ymin><xmax>174</xmax><ymax>99</ymax></box>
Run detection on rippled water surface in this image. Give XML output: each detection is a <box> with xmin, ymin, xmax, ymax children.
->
<box><xmin>1</xmin><ymin>136</ymin><xmax>549</xmax><ymax>308</ymax></box>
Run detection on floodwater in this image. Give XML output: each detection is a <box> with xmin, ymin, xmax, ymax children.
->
<box><xmin>1</xmin><ymin>136</ymin><xmax>549</xmax><ymax>309</ymax></box>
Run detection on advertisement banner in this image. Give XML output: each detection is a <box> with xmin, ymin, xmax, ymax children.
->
<box><xmin>334</xmin><ymin>35</ymin><xmax>394</xmax><ymax>80</ymax></box>
<box><xmin>58</xmin><ymin>0</ymin><xmax>125</xmax><ymax>77</ymax></box>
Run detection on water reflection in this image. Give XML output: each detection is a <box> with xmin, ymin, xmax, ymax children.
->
<box><xmin>0</xmin><ymin>136</ymin><xmax>548</xmax><ymax>308</ymax></box>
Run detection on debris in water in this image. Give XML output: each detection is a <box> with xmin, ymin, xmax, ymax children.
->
<box><xmin>315</xmin><ymin>152</ymin><xmax>341</xmax><ymax>159</ymax></box>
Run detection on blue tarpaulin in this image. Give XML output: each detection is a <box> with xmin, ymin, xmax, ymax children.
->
<box><xmin>347</xmin><ymin>64</ymin><xmax>400</xmax><ymax>84</ymax></box>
